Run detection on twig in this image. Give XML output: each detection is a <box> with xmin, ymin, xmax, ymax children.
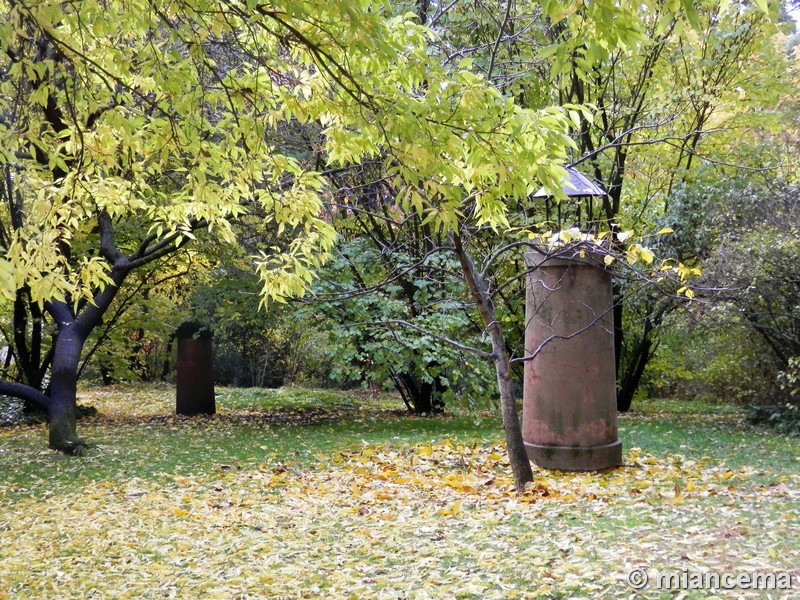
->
<box><xmin>373</xmin><ymin>319</ymin><xmax>494</xmax><ymax>359</ymax></box>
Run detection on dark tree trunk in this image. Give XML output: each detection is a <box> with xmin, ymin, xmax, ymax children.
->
<box><xmin>425</xmin><ymin>376</ymin><xmax>446</xmax><ymax>414</ymax></box>
<box><xmin>99</xmin><ymin>363</ymin><xmax>116</xmax><ymax>386</ymax></box>
<box><xmin>161</xmin><ymin>333</ymin><xmax>176</xmax><ymax>381</ymax></box>
<box><xmin>453</xmin><ymin>234</ymin><xmax>533</xmax><ymax>491</ymax></box>
<box><xmin>416</xmin><ymin>0</ymin><xmax>431</xmax><ymax>24</ymax></box>
<box><xmin>12</xmin><ymin>290</ymin><xmax>52</xmax><ymax>393</ymax></box>
<box><xmin>616</xmin><ymin>301</ymin><xmax>669</xmax><ymax>412</ymax></box>
<box><xmin>415</xmin><ymin>380</ymin><xmax>434</xmax><ymax>414</ymax></box>
<box><xmin>617</xmin><ymin>333</ymin><xmax>652</xmax><ymax>412</ymax></box>
<box><xmin>46</xmin><ymin>324</ymin><xmax>88</xmax><ymax>454</ymax></box>
<box><xmin>393</xmin><ymin>371</ymin><xmax>446</xmax><ymax>415</ymax></box>
<box><xmin>613</xmin><ymin>284</ymin><xmax>624</xmax><ymax>381</ymax></box>
<box><xmin>0</xmin><ymin>322</ymin><xmax>87</xmax><ymax>453</ymax></box>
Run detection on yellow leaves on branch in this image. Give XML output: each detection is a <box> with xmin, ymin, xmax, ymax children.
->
<box><xmin>1</xmin><ymin>0</ymin><xmax>722</xmax><ymax>307</ymax></box>
<box><xmin>0</xmin><ymin>0</ymin><xmax>584</xmax><ymax>305</ymax></box>
<box><xmin>533</xmin><ymin>226</ymin><xmax>702</xmax><ymax>299</ymax></box>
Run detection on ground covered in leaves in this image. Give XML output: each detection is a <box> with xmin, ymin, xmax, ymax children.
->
<box><xmin>1</xmin><ymin>386</ymin><xmax>799</xmax><ymax>599</ymax></box>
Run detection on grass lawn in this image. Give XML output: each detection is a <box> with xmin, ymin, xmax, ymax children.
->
<box><xmin>1</xmin><ymin>385</ymin><xmax>798</xmax><ymax>599</ymax></box>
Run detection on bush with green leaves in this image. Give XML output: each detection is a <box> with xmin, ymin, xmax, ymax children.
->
<box><xmin>304</xmin><ymin>237</ymin><xmax>496</xmax><ymax>414</ymax></box>
<box><xmin>778</xmin><ymin>356</ymin><xmax>800</xmax><ymax>402</ymax></box>
<box><xmin>644</xmin><ymin>176</ymin><xmax>799</xmax><ymax>406</ymax></box>
<box><xmin>644</xmin><ymin>309</ymin><xmax>786</xmax><ymax>405</ymax></box>
<box><xmin>189</xmin><ymin>271</ymin><xmax>334</xmax><ymax>388</ymax></box>
<box><xmin>702</xmin><ymin>179</ymin><xmax>800</xmax><ymax>365</ymax></box>
<box><xmin>746</xmin><ymin>403</ymin><xmax>800</xmax><ymax>435</ymax></box>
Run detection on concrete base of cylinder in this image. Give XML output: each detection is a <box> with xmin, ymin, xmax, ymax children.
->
<box><xmin>525</xmin><ymin>439</ymin><xmax>622</xmax><ymax>471</ymax></box>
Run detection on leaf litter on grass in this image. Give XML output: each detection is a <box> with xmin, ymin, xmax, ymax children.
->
<box><xmin>1</xmin><ymin>386</ymin><xmax>799</xmax><ymax>598</ymax></box>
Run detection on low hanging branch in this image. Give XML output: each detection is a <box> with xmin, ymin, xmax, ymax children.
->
<box><xmin>373</xmin><ymin>320</ymin><xmax>495</xmax><ymax>359</ymax></box>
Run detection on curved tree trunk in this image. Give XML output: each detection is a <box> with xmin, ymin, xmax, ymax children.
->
<box><xmin>0</xmin><ymin>375</ymin><xmax>85</xmax><ymax>453</ymax></box>
<box><xmin>0</xmin><ymin>301</ymin><xmax>100</xmax><ymax>454</ymax></box>
<box><xmin>0</xmin><ymin>380</ymin><xmax>50</xmax><ymax>411</ymax></box>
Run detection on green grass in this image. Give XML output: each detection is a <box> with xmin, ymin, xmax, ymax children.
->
<box><xmin>619</xmin><ymin>410</ymin><xmax>799</xmax><ymax>481</ymax></box>
<box><xmin>0</xmin><ymin>385</ymin><xmax>502</xmax><ymax>497</ymax></box>
<box><xmin>1</xmin><ymin>386</ymin><xmax>799</xmax><ymax>600</ymax></box>
<box><xmin>2</xmin><ymin>385</ymin><xmax>798</xmax><ymax>497</ymax></box>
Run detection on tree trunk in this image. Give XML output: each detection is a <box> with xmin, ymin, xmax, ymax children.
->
<box><xmin>613</xmin><ymin>284</ymin><xmax>624</xmax><ymax>384</ymax></box>
<box><xmin>617</xmin><ymin>313</ymin><xmax>655</xmax><ymax>412</ymax></box>
<box><xmin>46</xmin><ymin>325</ymin><xmax>88</xmax><ymax>454</ymax></box>
<box><xmin>394</xmin><ymin>370</ymin><xmax>446</xmax><ymax>415</ymax></box>
<box><xmin>48</xmin><ymin>396</ymin><xmax>81</xmax><ymax>453</ymax></box>
<box><xmin>452</xmin><ymin>234</ymin><xmax>533</xmax><ymax>490</ymax></box>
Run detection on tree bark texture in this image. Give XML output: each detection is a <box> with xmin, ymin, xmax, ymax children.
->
<box><xmin>452</xmin><ymin>234</ymin><xmax>533</xmax><ymax>490</ymax></box>
<box><xmin>46</xmin><ymin>323</ymin><xmax>88</xmax><ymax>453</ymax></box>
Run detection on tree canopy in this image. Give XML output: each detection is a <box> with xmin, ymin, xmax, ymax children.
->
<box><xmin>0</xmin><ymin>0</ymin><xmax>580</xmax><ymax>306</ymax></box>
<box><xmin>0</xmin><ymin>0</ymin><xmax>578</xmax><ymax>460</ymax></box>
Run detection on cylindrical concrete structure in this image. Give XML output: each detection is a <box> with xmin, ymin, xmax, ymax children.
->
<box><xmin>176</xmin><ymin>322</ymin><xmax>215</xmax><ymax>416</ymax></box>
<box><xmin>523</xmin><ymin>247</ymin><xmax>621</xmax><ymax>470</ymax></box>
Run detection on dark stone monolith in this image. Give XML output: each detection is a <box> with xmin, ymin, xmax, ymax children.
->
<box><xmin>176</xmin><ymin>322</ymin><xmax>215</xmax><ymax>416</ymax></box>
<box><xmin>523</xmin><ymin>247</ymin><xmax>621</xmax><ymax>471</ymax></box>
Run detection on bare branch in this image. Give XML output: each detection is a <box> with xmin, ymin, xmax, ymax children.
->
<box><xmin>486</xmin><ymin>0</ymin><xmax>513</xmax><ymax>82</ymax></box>
<box><xmin>430</xmin><ymin>0</ymin><xmax>462</xmax><ymax>27</ymax></box>
<box><xmin>373</xmin><ymin>319</ymin><xmax>494</xmax><ymax>359</ymax></box>
<box><xmin>510</xmin><ymin>311</ymin><xmax>612</xmax><ymax>365</ymax></box>
<box><xmin>0</xmin><ymin>381</ymin><xmax>50</xmax><ymax>411</ymax></box>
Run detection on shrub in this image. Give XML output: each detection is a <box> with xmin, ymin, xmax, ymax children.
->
<box><xmin>746</xmin><ymin>403</ymin><xmax>800</xmax><ymax>434</ymax></box>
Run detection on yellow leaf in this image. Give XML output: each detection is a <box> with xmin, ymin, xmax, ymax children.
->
<box><xmin>603</xmin><ymin>254</ymin><xmax>615</xmax><ymax>266</ymax></box>
<box><xmin>442</xmin><ymin>473</ymin><xmax>479</xmax><ymax>492</ymax></box>
<box><xmin>438</xmin><ymin>500</ymin><xmax>462</xmax><ymax>516</ymax></box>
<box><xmin>657</xmin><ymin>227</ymin><xmax>674</xmax><ymax>235</ymax></box>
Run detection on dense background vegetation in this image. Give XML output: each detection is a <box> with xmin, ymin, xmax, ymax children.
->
<box><xmin>1</xmin><ymin>0</ymin><xmax>798</xmax><ymax>440</ymax></box>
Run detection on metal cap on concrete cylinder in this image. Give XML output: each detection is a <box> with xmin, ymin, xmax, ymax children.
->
<box><xmin>522</xmin><ymin>245</ymin><xmax>622</xmax><ymax>471</ymax></box>
<box><xmin>176</xmin><ymin>321</ymin><xmax>215</xmax><ymax>416</ymax></box>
